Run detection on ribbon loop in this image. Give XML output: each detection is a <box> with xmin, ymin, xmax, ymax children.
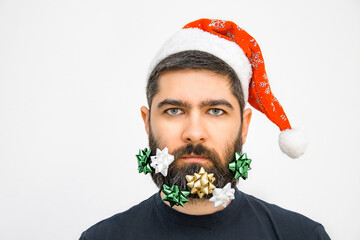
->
<box><xmin>136</xmin><ymin>148</ymin><xmax>152</xmax><ymax>175</ymax></box>
<box><xmin>186</xmin><ymin>167</ymin><xmax>216</xmax><ymax>198</ymax></box>
<box><xmin>162</xmin><ymin>184</ymin><xmax>190</xmax><ymax>207</ymax></box>
<box><xmin>229</xmin><ymin>152</ymin><xmax>252</xmax><ymax>180</ymax></box>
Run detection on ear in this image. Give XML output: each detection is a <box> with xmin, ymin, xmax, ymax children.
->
<box><xmin>140</xmin><ymin>106</ymin><xmax>150</xmax><ymax>137</ymax></box>
<box><xmin>241</xmin><ymin>108</ymin><xmax>252</xmax><ymax>144</ymax></box>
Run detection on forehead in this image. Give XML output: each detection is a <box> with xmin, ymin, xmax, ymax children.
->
<box><xmin>153</xmin><ymin>69</ymin><xmax>238</xmax><ymax>107</ymax></box>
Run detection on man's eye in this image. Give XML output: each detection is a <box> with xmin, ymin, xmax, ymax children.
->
<box><xmin>165</xmin><ymin>108</ymin><xmax>183</xmax><ymax>116</ymax></box>
<box><xmin>208</xmin><ymin>108</ymin><xmax>224</xmax><ymax>116</ymax></box>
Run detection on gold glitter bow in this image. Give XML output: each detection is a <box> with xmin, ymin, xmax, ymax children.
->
<box><xmin>185</xmin><ymin>167</ymin><xmax>216</xmax><ymax>198</ymax></box>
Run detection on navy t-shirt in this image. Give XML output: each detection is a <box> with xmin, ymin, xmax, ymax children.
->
<box><xmin>80</xmin><ymin>188</ymin><xmax>330</xmax><ymax>240</ymax></box>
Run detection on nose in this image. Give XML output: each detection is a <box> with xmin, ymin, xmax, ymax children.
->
<box><xmin>181</xmin><ymin>113</ymin><xmax>207</xmax><ymax>144</ymax></box>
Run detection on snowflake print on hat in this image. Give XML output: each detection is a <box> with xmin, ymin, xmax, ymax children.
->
<box><xmin>182</xmin><ymin>19</ymin><xmax>293</xmax><ymax>132</ymax></box>
<box><xmin>150</xmin><ymin>18</ymin><xmax>307</xmax><ymax>158</ymax></box>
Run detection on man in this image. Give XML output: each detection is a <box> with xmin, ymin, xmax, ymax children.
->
<box><xmin>80</xmin><ymin>19</ymin><xmax>330</xmax><ymax>239</ymax></box>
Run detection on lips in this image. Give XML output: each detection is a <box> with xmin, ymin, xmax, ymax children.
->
<box><xmin>180</xmin><ymin>155</ymin><xmax>208</xmax><ymax>163</ymax></box>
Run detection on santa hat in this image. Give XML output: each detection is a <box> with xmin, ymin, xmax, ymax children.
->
<box><xmin>149</xmin><ymin>18</ymin><xmax>306</xmax><ymax>159</ymax></box>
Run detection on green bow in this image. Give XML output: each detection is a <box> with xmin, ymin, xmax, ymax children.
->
<box><xmin>162</xmin><ymin>184</ymin><xmax>190</xmax><ymax>207</ymax></box>
<box><xmin>136</xmin><ymin>148</ymin><xmax>152</xmax><ymax>174</ymax></box>
<box><xmin>229</xmin><ymin>152</ymin><xmax>252</xmax><ymax>180</ymax></box>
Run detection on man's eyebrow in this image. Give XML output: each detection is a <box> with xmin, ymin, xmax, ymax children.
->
<box><xmin>157</xmin><ymin>99</ymin><xmax>234</xmax><ymax>110</ymax></box>
<box><xmin>199</xmin><ymin>99</ymin><xmax>234</xmax><ymax>109</ymax></box>
<box><xmin>157</xmin><ymin>99</ymin><xmax>191</xmax><ymax>109</ymax></box>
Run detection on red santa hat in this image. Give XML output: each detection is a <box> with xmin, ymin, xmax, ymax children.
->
<box><xmin>149</xmin><ymin>18</ymin><xmax>306</xmax><ymax>159</ymax></box>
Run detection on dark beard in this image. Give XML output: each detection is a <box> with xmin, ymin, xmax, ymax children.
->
<box><xmin>149</xmin><ymin>127</ymin><xmax>242</xmax><ymax>200</ymax></box>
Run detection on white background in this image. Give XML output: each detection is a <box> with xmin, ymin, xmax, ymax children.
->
<box><xmin>0</xmin><ymin>0</ymin><xmax>359</xmax><ymax>239</ymax></box>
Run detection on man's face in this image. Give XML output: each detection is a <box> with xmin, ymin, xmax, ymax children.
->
<box><xmin>141</xmin><ymin>69</ymin><xmax>251</xmax><ymax>196</ymax></box>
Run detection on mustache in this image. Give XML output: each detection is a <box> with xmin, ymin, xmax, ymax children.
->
<box><xmin>170</xmin><ymin>143</ymin><xmax>223</xmax><ymax>168</ymax></box>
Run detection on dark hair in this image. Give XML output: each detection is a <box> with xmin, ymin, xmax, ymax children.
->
<box><xmin>146</xmin><ymin>51</ymin><xmax>245</xmax><ymax>118</ymax></box>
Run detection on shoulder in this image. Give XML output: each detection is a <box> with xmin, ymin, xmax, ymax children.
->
<box><xmin>80</xmin><ymin>194</ymin><xmax>157</xmax><ymax>240</ymax></box>
<box><xmin>240</xmin><ymin>192</ymin><xmax>330</xmax><ymax>239</ymax></box>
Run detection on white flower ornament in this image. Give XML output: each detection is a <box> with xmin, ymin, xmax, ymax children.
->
<box><xmin>209</xmin><ymin>182</ymin><xmax>235</xmax><ymax>208</ymax></box>
<box><xmin>150</xmin><ymin>147</ymin><xmax>174</xmax><ymax>177</ymax></box>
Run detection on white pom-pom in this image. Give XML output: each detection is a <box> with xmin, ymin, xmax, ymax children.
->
<box><xmin>278</xmin><ymin>128</ymin><xmax>307</xmax><ymax>159</ymax></box>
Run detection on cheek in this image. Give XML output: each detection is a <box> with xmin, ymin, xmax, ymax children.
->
<box><xmin>150</xmin><ymin>115</ymin><xmax>183</xmax><ymax>148</ymax></box>
<box><xmin>208</xmin><ymin>119</ymin><xmax>240</xmax><ymax>156</ymax></box>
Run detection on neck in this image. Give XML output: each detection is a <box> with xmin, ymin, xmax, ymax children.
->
<box><xmin>159</xmin><ymin>191</ymin><xmax>231</xmax><ymax>215</ymax></box>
